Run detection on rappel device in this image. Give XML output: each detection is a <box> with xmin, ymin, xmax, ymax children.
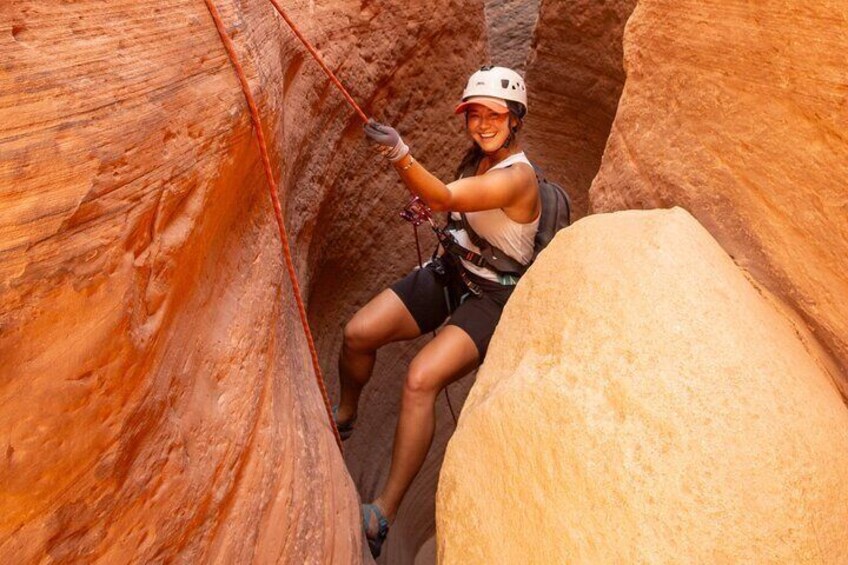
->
<box><xmin>399</xmin><ymin>197</ymin><xmax>487</xmax><ymax>299</ymax></box>
<box><xmin>400</xmin><ymin>196</ymin><xmax>435</xmax><ymax>227</ymax></box>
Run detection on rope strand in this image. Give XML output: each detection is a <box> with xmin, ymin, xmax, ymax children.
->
<box><xmin>266</xmin><ymin>0</ymin><xmax>369</xmax><ymax>124</ymax></box>
<box><xmin>203</xmin><ymin>0</ymin><xmax>343</xmax><ymax>452</ymax></box>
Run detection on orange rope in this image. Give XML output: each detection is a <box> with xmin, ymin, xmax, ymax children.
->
<box><xmin>203</xmin><ymin>0</ymin><xmax>343</xmax><ymax>452</ymax></box>
<box><xmin>266</xmin><ymin>0</ymin><xmax>369</xmax><ymax>124</ymax></box>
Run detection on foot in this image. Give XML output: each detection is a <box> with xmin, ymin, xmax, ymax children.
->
<box><xmin>361</xmin><ymin>502</ymin><xmax>390</xmax><ymax>558</ymax></box>
<box><xmin>332</xmin><ymin>405</ymin><xmax>357</xmax><ymax>441</ymax></box>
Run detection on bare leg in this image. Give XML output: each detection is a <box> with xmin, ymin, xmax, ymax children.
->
<box><xmin>337</xmin><ymin>289</ymin><xmax>420</xmax><ymax>424</ymax></box>
<box><xmin>370</xmin><ymin>325</ymin><xmax>479</xmax><ymax>522</ymax></box>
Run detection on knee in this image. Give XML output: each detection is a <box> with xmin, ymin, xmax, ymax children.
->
<box><xmin>404</xmin><ymin>358</ymin><xmax>441</xmax><ymax>398</ymax></box>
<box><xmin>343</xmin><ymin>316</ymin><xmax>377</xmax><ymax>353</ymax></box>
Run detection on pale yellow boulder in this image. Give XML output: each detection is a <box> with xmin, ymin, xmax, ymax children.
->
<box><xmin>437</xmin><ymin>208</ymin><xmax>848</xmax><ymax>563</ymax></box>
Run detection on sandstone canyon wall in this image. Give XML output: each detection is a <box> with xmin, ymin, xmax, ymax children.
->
<box><xmin>522</xmin><ymin>0</ymin><xmax>637</xmax><ymax>219</ymax></box>
<box><xmin>0</xmin><ymin>0</ymin><xmax>486</xmax><ymax>561</ymax></box>
<box><xmin>7</xmin><ymin>0</ymin><xmax>846</xmax><ymax>561</ymax></box>
<box><xmin>483</xmin><ymin>0</ymin><xmax>540</xmax><ymax>73</ymax></box>
<box><xmin>437</xmin><ymin>209</ymin><xmax>848</xmax><ymax>562</ymax></box>
<box><xmin>590</xmin><ymin>0</ymin><xmax>848</xmax><ymax>396</ymax></box>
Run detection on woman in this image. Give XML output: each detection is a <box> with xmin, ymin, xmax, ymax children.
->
<box><xmin>336</xmin><ymin>66</ymin><xmax>539</xmax><ymax>557</ymax></box>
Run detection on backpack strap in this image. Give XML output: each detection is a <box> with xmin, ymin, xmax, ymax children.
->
<box><xmin>456</xmin><ymin>212</ymin><xmax>528</xmax><ymax>276</ymax></box>
<box><xmin>532</xmin><ymin>163</ymin><xmax>572</xmax><ymax>227</ymax></box>
<box><xmin>435</xmin><ymin>229</ymin><xmax>490</xmax><ymax>269</ymax></box>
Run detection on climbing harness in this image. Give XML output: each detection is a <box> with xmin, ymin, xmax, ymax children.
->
<box><xmin>399</xmin><ymin>196</ymin><xmax>492</xmax><ymax>299</ymax></box>
<box><xmin>446</xmin><ymin>158</ymin><xmax>572</xmax><ymax>278</ymax></box>
<box><xmin>400</xmin><ymin>197</ymin><xmax>486</xmax><ymax>298</ymax></box>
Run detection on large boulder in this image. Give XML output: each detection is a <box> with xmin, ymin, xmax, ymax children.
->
<box><xmin>0</xmin><ymin>0</ymin><xmax>485</xmax><ymax>561</ymax></box>
<box><xmin>590</xmin><ymin>0</ymin><xmax>848</xmax><ymax>395</ymax></box>
<box><xmin>437</xmin><ymin>208</ymin><xmax>848</xmax><ymax>562</ymax></box>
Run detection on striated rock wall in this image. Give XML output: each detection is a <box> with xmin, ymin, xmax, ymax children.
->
<box><xmin>522</xmin><ymin>0</ymin><xmax>637</xmax><ymax>219</ymax></box>
<box><xmin>437</xmin><ymin>209</ymin><xmax>848</xmax><ymax>562</ymax></box>
<box><xmin>590</xmin><ymin>0</ymin><xmax>848</xmax><ymax>395</ymax></box>
<box><xmin>0</xmin><ymin>0</ymin><xmax>485</xmax><ymax>561</ymax></box>
<box><xmin>483</xmin><ymin>0</ymin><xmax>540</xmax><ymax>72</ymax></box>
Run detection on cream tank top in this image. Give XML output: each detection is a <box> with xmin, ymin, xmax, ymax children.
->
<box><xmin>448</xmin><ymin>152</ymin><xmax>539</xmax><ymax>284</ymax></box>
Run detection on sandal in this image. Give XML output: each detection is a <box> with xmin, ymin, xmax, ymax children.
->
<box><xmin>332</xmin><ymin>405</ymin><xmax>356</xmax><ymax>441</ymax></box>
<box><xmin>361</xmin><ymin>503</ymin><xmax>390</xmax><ymax>558</ymax></box>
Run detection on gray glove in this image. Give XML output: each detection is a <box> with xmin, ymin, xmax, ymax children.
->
<box><xmin>364</xmin><ymin>119</ymin><xmax>409</xmax><ymax>162</ymax></box>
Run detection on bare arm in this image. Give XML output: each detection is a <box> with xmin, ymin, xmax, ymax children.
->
<box><xmin>362</xmin><ymin>119</ymin><xmax>537</xmax><ymax>218</ymax></box>
<box><xmin>393</xmin><ymin>153</ymin><xmax>536</xmax><ymax>215</ymax></box>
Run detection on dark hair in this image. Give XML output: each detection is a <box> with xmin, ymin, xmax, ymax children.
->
<box><xmin>506</xmin><ymin>100</ymin><xmax>527</xmax><ymax>120</ymax></box>
<box><xmin>455</xmin><ymin>144</ymin><xmax>485</xmax><ymax>179</ymax></box>
<box><xmin>455</xmin><ymin>101</ymin><xmax>526</xmax><ymax>178</ymax></box>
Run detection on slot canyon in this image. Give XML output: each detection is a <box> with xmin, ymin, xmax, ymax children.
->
<box><xmin>1</xmin><ymin>1</ymin><xmax>846</xmax><ymax>564</ymax></box>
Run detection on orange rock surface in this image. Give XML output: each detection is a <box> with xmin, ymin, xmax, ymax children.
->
<box><xmin>590</xmin><ymin>0</ymin><xmax>848</xmax><ymax>395</ymax></box>
<box><xmin>0</xmin><ymin>0</ymin><xmax>486</xmax><ymax>561</ymax></box>
<box><xmin>523</xmin><ymin>0</ymin><xmax>636</xmax><ymax>219</ymax></box>
<box><xmin>437</xmin><ymin>209</ymin><xmax>848</xmax><ymax>562</ymax></box>
<box><xmin>484</xmin><ymin>0</ymin><xmax>540</xmax><ymax>72</ymax></box>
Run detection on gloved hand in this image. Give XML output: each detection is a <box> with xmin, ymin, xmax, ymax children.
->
<box><xmin>364</xmin><ymin>118</ymin><xmax>409</xmax><ymax>162</ymax></box>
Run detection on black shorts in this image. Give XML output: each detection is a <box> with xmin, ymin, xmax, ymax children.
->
<box><xmin>389</xmin><ymin>258</ymin><xmax>515</xmax><ymax>359</ymax></box>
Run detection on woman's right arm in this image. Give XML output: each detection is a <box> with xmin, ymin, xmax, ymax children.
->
<box><xmin>395</xmin><ymin>153</ymin><xmax>532</xmax><ymax>214</ymax></box>
<box><xmin>365</xmin><ymin>119</ymin><xmax>529</xmax><ymax>214</ymax></box>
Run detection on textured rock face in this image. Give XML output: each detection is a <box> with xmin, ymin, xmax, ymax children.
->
<box><xmin>590</xmin><ymin>0</ymin><xmax>848</xmax><ymax>395</ymax></box>
<box><xmin>522</xmin><ymin>0</ymin><xmax>636</xmax><ymax>219</ymax></box>
<box><xmin>484</xmin><ymin>0</ymin><xmax>540</xmax><ymax>72</ymax></box>
<box><xmin>0</xmin><ymin>0</ymin><xmax>484</xmax><ymax>561</ymax></box>
<box><xmin>437</xmin><ymin>209</ymin><xmax>848</xmax><ymax>562</ymax></box>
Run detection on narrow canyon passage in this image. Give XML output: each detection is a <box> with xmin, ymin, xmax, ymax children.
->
<box><xmin>306</xmin><ymin>1</ymin><xmax>635</xmax><ymax>561</ymax></box>
<box><xmin>3</xmin><ymin>0</ymin><xmax>847</xmax><ymax>562</ymax></box>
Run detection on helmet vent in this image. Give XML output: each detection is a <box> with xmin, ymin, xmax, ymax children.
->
<box><xmin>501</xmin><ymin>79</ymin><xmax>510</xmax><ymax>88</ymax></box>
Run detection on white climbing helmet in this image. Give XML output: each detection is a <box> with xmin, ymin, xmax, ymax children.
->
<box><xmin>454</xmin><ymin>66</ymin><xmax>528</xmax><ymax>115</ymax></box>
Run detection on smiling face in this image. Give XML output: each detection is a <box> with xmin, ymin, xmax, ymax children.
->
<box><xmin>465</xmin><ymin>103</ymin><xmax>515</xmax><ymax>154</ymax></box>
